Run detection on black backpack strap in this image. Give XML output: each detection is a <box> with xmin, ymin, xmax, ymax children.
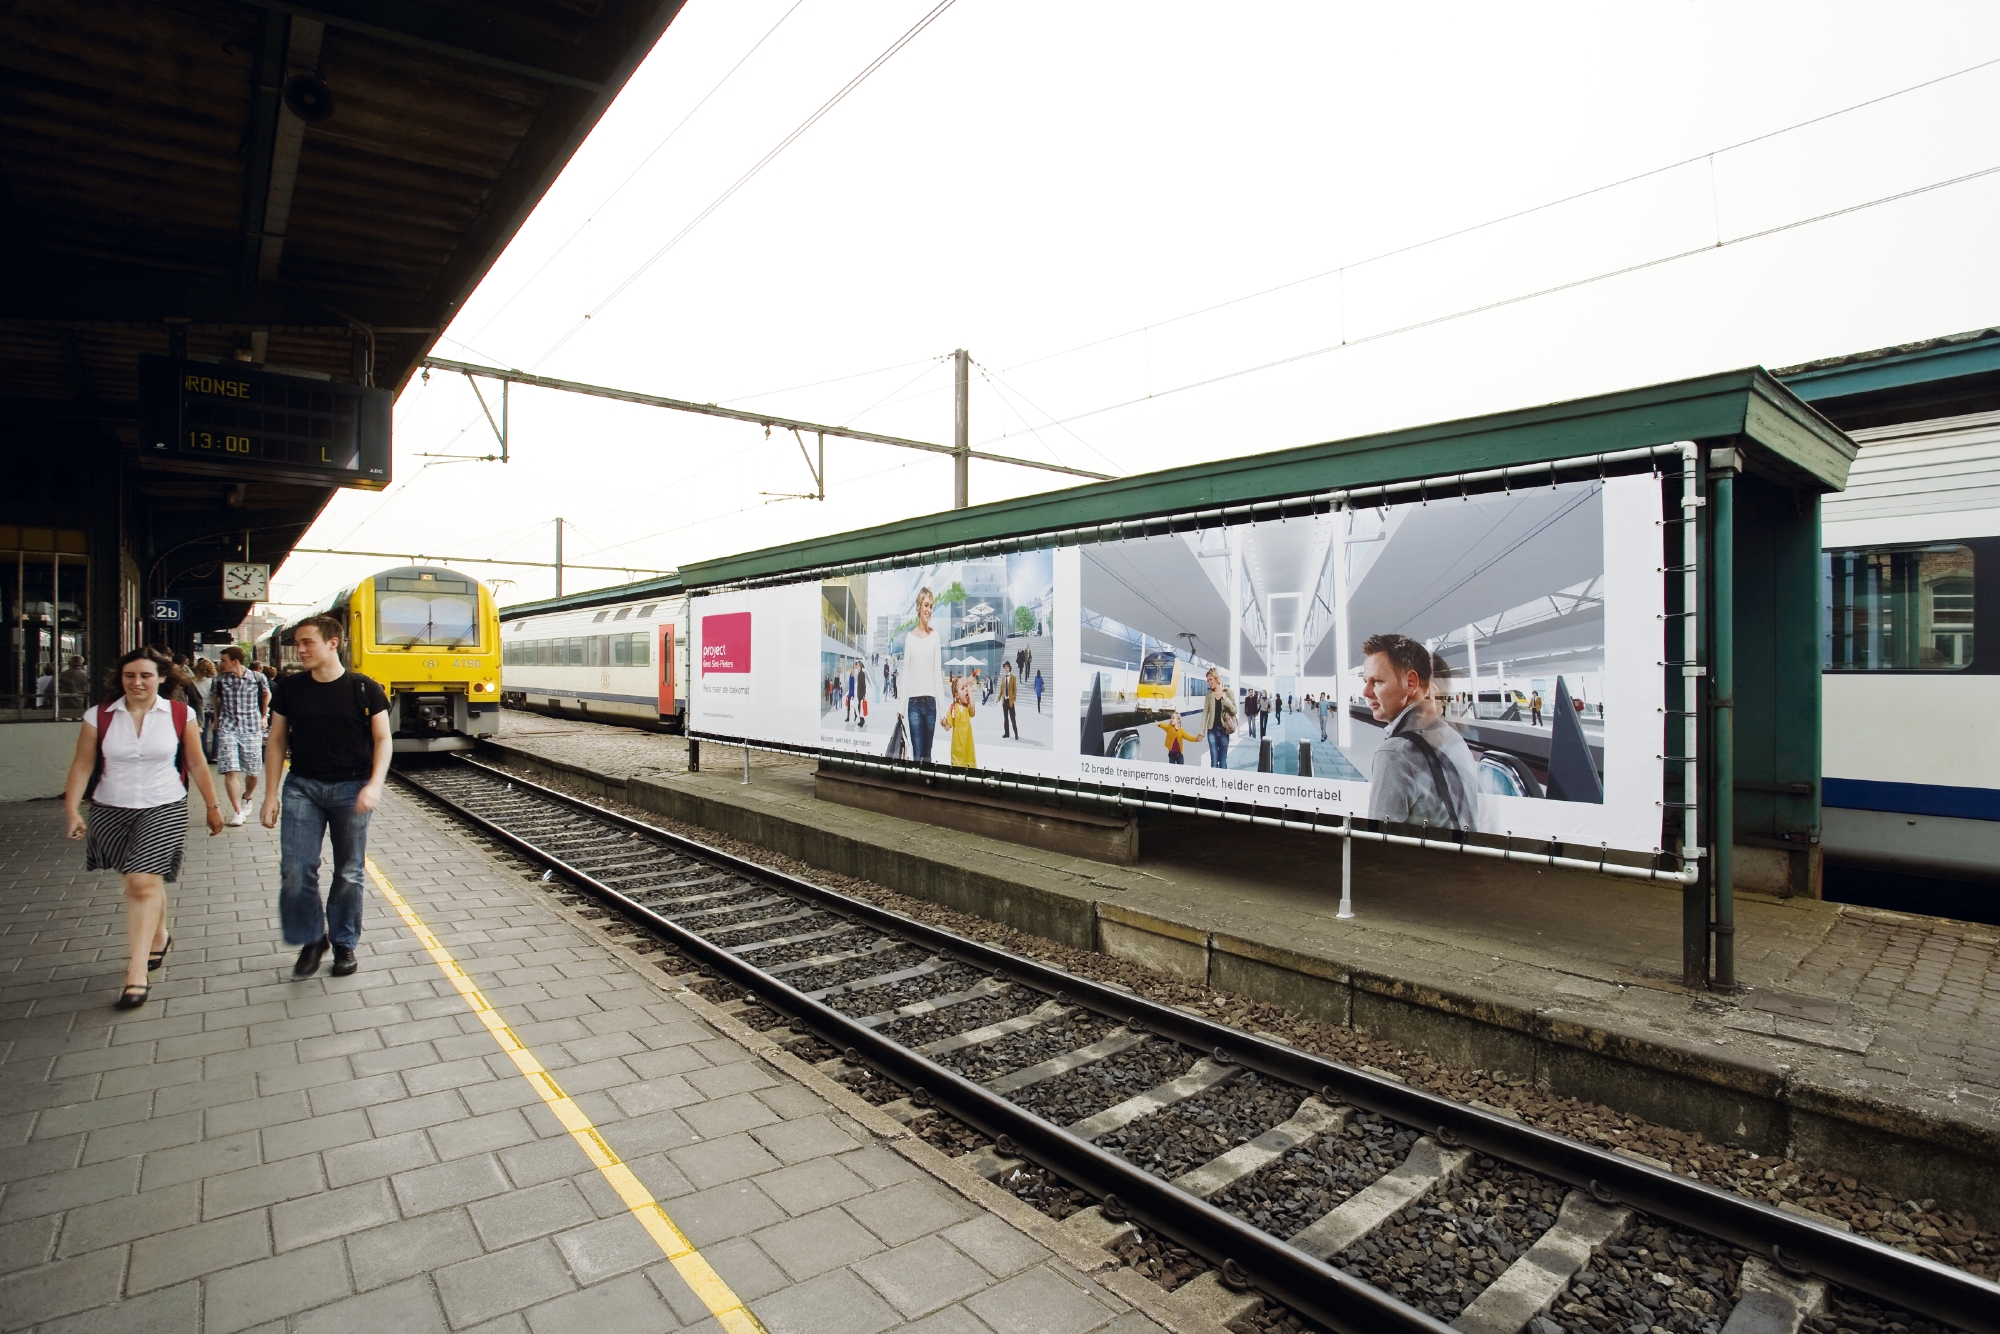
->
<box><xmin>1395</xmin><ymin>721</ymin><xmax>1462</xmax><ymax>829</ymax></box>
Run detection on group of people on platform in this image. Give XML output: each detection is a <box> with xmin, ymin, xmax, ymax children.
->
<box><xmin>61</xmin><ymin>619</ymin><xmax>393</xmax><ymax>1012</ymax></box>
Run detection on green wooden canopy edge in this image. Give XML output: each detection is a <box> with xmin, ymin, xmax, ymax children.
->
<box><xmin>678</xmin><ymin>366</ymin><xmax>1854</xmax><ymax>590</ymax></box>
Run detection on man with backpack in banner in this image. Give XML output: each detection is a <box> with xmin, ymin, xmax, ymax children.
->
<box><xmin>1360</xmin><ymin>633</ymin><xmax>1482</xmax><ymax>833</ymax></box>
<box><xmin>260</xmin><ymin>615</ymin><xmax>391</xmax><ymax>978</ymax></box>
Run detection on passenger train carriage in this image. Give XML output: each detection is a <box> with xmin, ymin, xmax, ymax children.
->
<box><xmin>1780</xmin><ymin>327</ymin><xmax>2000</xmax><ymax>920</ymax></box>
<box><xmin>499</xmin><ymin>579</ymin><xmax>690</xmax><ymax>730</ymax></box>
<box><xmin>265</xmin><ymin>565</ymin><xmax>502</xmax><ymax>752</ymax></box>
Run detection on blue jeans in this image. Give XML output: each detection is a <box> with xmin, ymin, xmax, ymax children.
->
<box><xmin>1208</xmin><ymin>726</ymin><xmax>1230</xmax><ymax>769</ymax></box>
<box><xmin>907</xmin><ymin>696</ymin><xmax>937</xmax><ymax>763</ymax></box>
<box><xmin>280</xmin><ymin>775</ymin><xmax>371</xmax><ymax>949</ymax></box>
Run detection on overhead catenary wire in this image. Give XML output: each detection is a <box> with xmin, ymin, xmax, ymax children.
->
<box><xmin>530</xmin><ymin>0</ymin><xmax>962</xmax><ymax>370</ymax></box>
<box><xmin>839</xmin><ymin>354</ymin><xmax>950</xmax><ymax>427</ymax></box>
<box><xmin>460</xmin><ymin>0</ymin><xmax>816</xmax><ymax>347</ymax></box>
<box><xmin>995</xmin><ymin>51</ymin><xmax>2000</xmax><ymax>379</ymax></box>
<box><xmin>719</xmin><ymin>353</ymin><xmax>944</xmax><ymax>406</ymax></box>
<box><xmin>973</xmin><ymin>358</ymin><xmax>1122</xmax><ymax>473</ymax></box>
<box><xmin>975</xmin><ymin>161</ymin><xmax>2000</xmax><ymax>447</ymax></box>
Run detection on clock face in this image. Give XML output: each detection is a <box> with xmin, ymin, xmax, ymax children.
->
<box><xmin>223</xmin><ymin>563</ymin><xmax>270</xmax><ymax>602</ymax></box>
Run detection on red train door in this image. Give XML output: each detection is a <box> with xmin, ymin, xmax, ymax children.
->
<box><xmin>658</xmin><ymin>625</ymin><xmax>675</xmax><ymax>719</ymax></box>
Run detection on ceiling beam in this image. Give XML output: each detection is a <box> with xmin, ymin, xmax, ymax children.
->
<box><xmin>256</xmin><ymin>18</ymin><xmax>326</xmax><ymax>283</ymax></box>
<box><xmin>0</xmin><ymin>265</ymin><xmax>434</xmax><ymax>328</ymax></box>
<box><xmin>238</xmin><ymin>0</ymin><xmax>613</xmax><ymax>92</ymax></box>
<box><xmin>238</xmin><ymin>11</ymin><xmax>288</xmax><ymax>284</ymax></box>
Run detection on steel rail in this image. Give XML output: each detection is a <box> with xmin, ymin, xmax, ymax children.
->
<box><xmin>404</xmin><ymin>757</ymin><xmax>2000</xmax><ymax>1334</ymax></box>
<box><xmin>401</xmin><ymin>759</ymin><xmax>1448</xmax><ymax>1334</ymax></box>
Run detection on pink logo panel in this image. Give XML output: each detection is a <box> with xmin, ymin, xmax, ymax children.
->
<box><xmin>701</xmin><ymin>612</ymin><xmax>751</xmax><ymax>674</ymax></box>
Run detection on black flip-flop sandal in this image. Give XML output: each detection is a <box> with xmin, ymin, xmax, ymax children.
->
<box><xmin>115</xmin><ymin>985</ymin><xmax>149</xmax><ymax>1010</ymax></box>
<box><xmin>148</xmin><ymin>934</ymin><xmax>173</xmax><ymax>971</ymax></box>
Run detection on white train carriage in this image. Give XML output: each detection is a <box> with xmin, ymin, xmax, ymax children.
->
<box><xmin>1781</xmin><ymin>327</ymin><xmax>2000</xmax><ymax>918</ymax></box>
<box><xmin>1817</xmin><ymin>406</ymin><xmax>2000</xmax><ymax>885</ymax></box>
<box><xmin>500</xmin><ymin>584</ymin><xmax>691</xmax><ymax>730</ymax></box>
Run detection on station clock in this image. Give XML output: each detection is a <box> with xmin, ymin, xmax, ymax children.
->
<box><xmin>222</xmin><ymin>563</ymin><xmax>270</xmax><ymax>602</ymax></box>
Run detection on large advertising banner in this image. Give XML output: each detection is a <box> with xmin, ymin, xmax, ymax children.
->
<box><xmin>690</xmin><ymin>472</ymin><xmax>1663</xmax><ymax>853</ymax></box>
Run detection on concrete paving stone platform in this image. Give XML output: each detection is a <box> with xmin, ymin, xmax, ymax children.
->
<box><xmin>484</xmin><ymin>711</ymin><xmax>2000</xmax><ymax>1220</ymax></box>
<box><xmin>0</xmin><ymin>781</ymin><xmax>1180</xmax><ymax>1334</ymax></box>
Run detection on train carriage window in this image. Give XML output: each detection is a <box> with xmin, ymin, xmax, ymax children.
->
<box><xmin>638</xmin><ymin>604</ymin><xmax>657</xmax><ymax>618</ymax></box>
<box><xmin>631</xmin><ymin>632</ymin><xmax>650</xmax><ymax>667</ymax></box>
<box><xmin>587</xmin><ymin>636</ymin><xmax>601</xmax><ymax>667</ymax></box>
<box><xmin>592</xmin><ymin>611</ymin><xmax>610</xmax><ymax>622</ymax></box>
<box><xmin>1824</xmin><ymin>544</ymin><xmax>1974</xmax><ymax>671</ymax></box>
<box><xmin>613</xmin><ymin>607</ymin><xmax>631</xmax><ymax>621</ymax></box>
<box><xmin>568</xmin><ymin>637</ymin><xmax>585</xmax><ymax>664</ymax></box>
<box><xmin>612</xmin><ymin>635</ymin><xmax>630</xmax><ymax>667</ymax></box>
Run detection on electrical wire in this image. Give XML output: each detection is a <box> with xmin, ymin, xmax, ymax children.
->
<box><xmin>973</xmin><ymin>359</ymin><xmax>1121</xmax><ymax>473</ymax></box>
<box><xmin>531</xmin><ymin>0</ymin><xmax>961</xmax><ymax>370</ymax></box>
<box><xmin>996</xmin><ymin>52</ymin><xmax>2000</xmax><ymax>377</ymax></box>
<box><xmin>971</xmin><ymin>362</ymin><xmax>1073</xmax><ymax>472</ymax></box>
<box><xmin>840</xmin><ymin>355</ymin><xmax>949</xmax><ymax>426</ymax></box>
<box><xmin>719</xmin><ymin>353</ymin><xmax>944</xmax><ymax>404</ymax></box>
<box><xmin>975</xmin><ymin>161</ymin><xmax>2000</xmax><ymax>447</ymax></box>
<box><xmin>460</xmin><ymin>0</ymin><xmax>815</xmax><ymax>347</ymax></box>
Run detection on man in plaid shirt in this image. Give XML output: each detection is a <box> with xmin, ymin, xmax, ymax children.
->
<box><xmin>212</xmin><ymin>646</ymin><xmax>271</xmax><ymax>826</ymax></box>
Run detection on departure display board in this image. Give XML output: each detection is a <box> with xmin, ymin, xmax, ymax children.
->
<box><xmin>138</xmin><ymin>357</ymin><xmax>391</xmax><ymax>489</ymax></box>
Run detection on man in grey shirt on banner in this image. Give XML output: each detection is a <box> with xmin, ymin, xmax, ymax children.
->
<box><xmin>1360</xmin><ymin>633</ymin><xmax>1481</xmax><ymax>832</ymax></box>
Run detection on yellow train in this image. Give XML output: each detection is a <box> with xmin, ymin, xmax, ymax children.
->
<box><xmin>265</xmin><ymin>565</ymin><xmax>501</xmax><ymax>752</ymax></box>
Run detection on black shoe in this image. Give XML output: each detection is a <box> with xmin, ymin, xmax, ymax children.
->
<box><xmin>148</xmin><ymin>933</ymin><xmax>173</xmax><ymax>971</ymax></box>
<box><xmin>115</xmin><ymin>985</ymin><xmax>149</xmax><ymax>1010</ymax></box>
<box><xmin>330</xmin><ymin>946</ymin><xmax>358</xmax><ymax>977</ymax></box>
<box><xmin>293</xmin><ymin>938</ymin><xmax>329</xmax><ymax>978</ymax></box>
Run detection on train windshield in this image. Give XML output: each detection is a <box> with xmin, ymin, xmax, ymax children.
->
<box><xmin>1139</xmin><ymin>650</ymin><xmax>1176</xmax><ymax>686</ymax></box>
<box><xmin>376</xmin><ymin>576</ymin><xmax>480</xmax><ymax>647</ymax></box>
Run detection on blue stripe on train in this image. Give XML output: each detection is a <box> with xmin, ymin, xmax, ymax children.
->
<box><xmin>1822</xmin><ymin>777</ymin><xmax>2000</xmax><ymax>821</ymax></box>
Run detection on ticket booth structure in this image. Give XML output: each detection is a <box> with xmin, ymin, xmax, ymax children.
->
<box><xmin>679</xmin><ymin>368</ymin><xmax>1855</xmax><ymax>992</ymax></box>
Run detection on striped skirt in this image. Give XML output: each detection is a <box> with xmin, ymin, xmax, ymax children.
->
<box><xmin>85</xmin><ymin>800</ymin><xmax>188</xmax><ymax>882</ymax></box>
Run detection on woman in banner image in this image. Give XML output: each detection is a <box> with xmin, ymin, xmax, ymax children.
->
<box><xmin>901</xmin><ymin>586</ymin><xmax>943</xmax><ymax>763</ymax></box>
<box><xmin>1359</xmin><ymin>633</ymin><xmax>1481</xmax><ymax>833</ymax></box>
<box><xmin>944</xmin><ymin>674</ymin><xmax>977</xmax><ymax>768</ymax></box>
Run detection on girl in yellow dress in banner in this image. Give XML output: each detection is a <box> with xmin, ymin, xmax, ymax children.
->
<box><xmin>944</xmin><ymin>675</ymin><xmax>977</xmax><ymax>768</ymax></box>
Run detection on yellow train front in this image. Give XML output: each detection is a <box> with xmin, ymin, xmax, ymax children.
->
<box><xmin>273</xmin><ymin>565</ymin><xmax>502</xmax><ymax>752</ymax></box>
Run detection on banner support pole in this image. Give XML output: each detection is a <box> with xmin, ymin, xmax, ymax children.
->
<box><xmin>1337</xmin><ymin>815</ymin><xmax>1355</xmax><ymax>920</ymax></box>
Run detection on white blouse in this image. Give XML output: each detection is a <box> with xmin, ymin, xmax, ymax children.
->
<box><xmin>87</xmin><ymin>697</ymin><xmax>189</xmax><ymax>809</ymax></box>
<box><xmin>902</xmin><ymin>624</ymin><xmax>943</xmax><ymax>701</ymax></box>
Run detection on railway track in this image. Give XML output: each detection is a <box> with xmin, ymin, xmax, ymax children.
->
<box><xmin>398</xmin><ymin>757</ymin><xmax>1997</xmax><ymax>1334</ymax></box>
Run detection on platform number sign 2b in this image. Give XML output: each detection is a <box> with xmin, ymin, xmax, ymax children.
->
<box><xmin>223</xmin><ymin>563</ymin><xmax>270</xmax><ymax>602</ymax></box>
<box><xmin>148</xmin><ymin>599</ymin><xmax>183</xmax><ymax>622</ymax></box>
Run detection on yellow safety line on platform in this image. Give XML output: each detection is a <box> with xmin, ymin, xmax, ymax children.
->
<box><xmin>364</xmin><ymin>857</ymin><xmax>768</xmax><ymax>1334</ymax></box>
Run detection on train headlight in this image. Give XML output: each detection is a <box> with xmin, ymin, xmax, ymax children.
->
<box><xmin>477</xmin><ymin>681</ymin><xmax>494</xmax><ymax>693</ymax></box>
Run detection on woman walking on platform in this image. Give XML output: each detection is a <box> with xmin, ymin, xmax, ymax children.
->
<box><xmin>63</xmin><ymin>648</ymin><xmax>225</xmax><ymax>1010</ymax></box>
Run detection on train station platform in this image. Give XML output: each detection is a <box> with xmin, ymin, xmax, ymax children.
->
<box><xmin>482</xmin><ymin>713</ymin><xmax>2000</xmax><ymax>1223</ymax></box>
<box><xmin>0</xmin><ymin>785</ymin><xmax>1181</xmax><ymax>1334</ymax></box>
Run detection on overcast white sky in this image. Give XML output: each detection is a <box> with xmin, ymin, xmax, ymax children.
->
<box><xmin>274</xmin><ymin>1</ymin><xmax>2000</xmax><ymax>612</ymax></box>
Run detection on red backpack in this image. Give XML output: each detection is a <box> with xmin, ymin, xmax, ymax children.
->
<box><xmin>84</xmin><ymin>699</ymin><xmax>191</xmax><ymax>801</ymax></box>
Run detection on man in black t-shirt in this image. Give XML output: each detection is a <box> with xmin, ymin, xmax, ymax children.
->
<box><xmin>260</xmin><ymin>615</ymin><xmax>391</xmax><ymax>978</ymax></box>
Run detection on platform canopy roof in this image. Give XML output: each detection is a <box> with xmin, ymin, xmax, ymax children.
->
<box><xmin>680</xmin><ymin>366</ymin><xmax>1857</xmax><ymax>591</ymax></box>
<box><xmin>0</xmin><ymin>0</ymin><xmax>683</xmax><ymax>633</ymax></box>
<box><xmin>1775</xmin><ymin>326</ymin><xmax>2000</xmax><ymax>431</ymax></box>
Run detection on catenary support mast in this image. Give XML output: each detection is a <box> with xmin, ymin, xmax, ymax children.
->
<box><xmin>953</xmin><ymin>348</ymin><xmax>970</xmax><ymax>509</ymax></box>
